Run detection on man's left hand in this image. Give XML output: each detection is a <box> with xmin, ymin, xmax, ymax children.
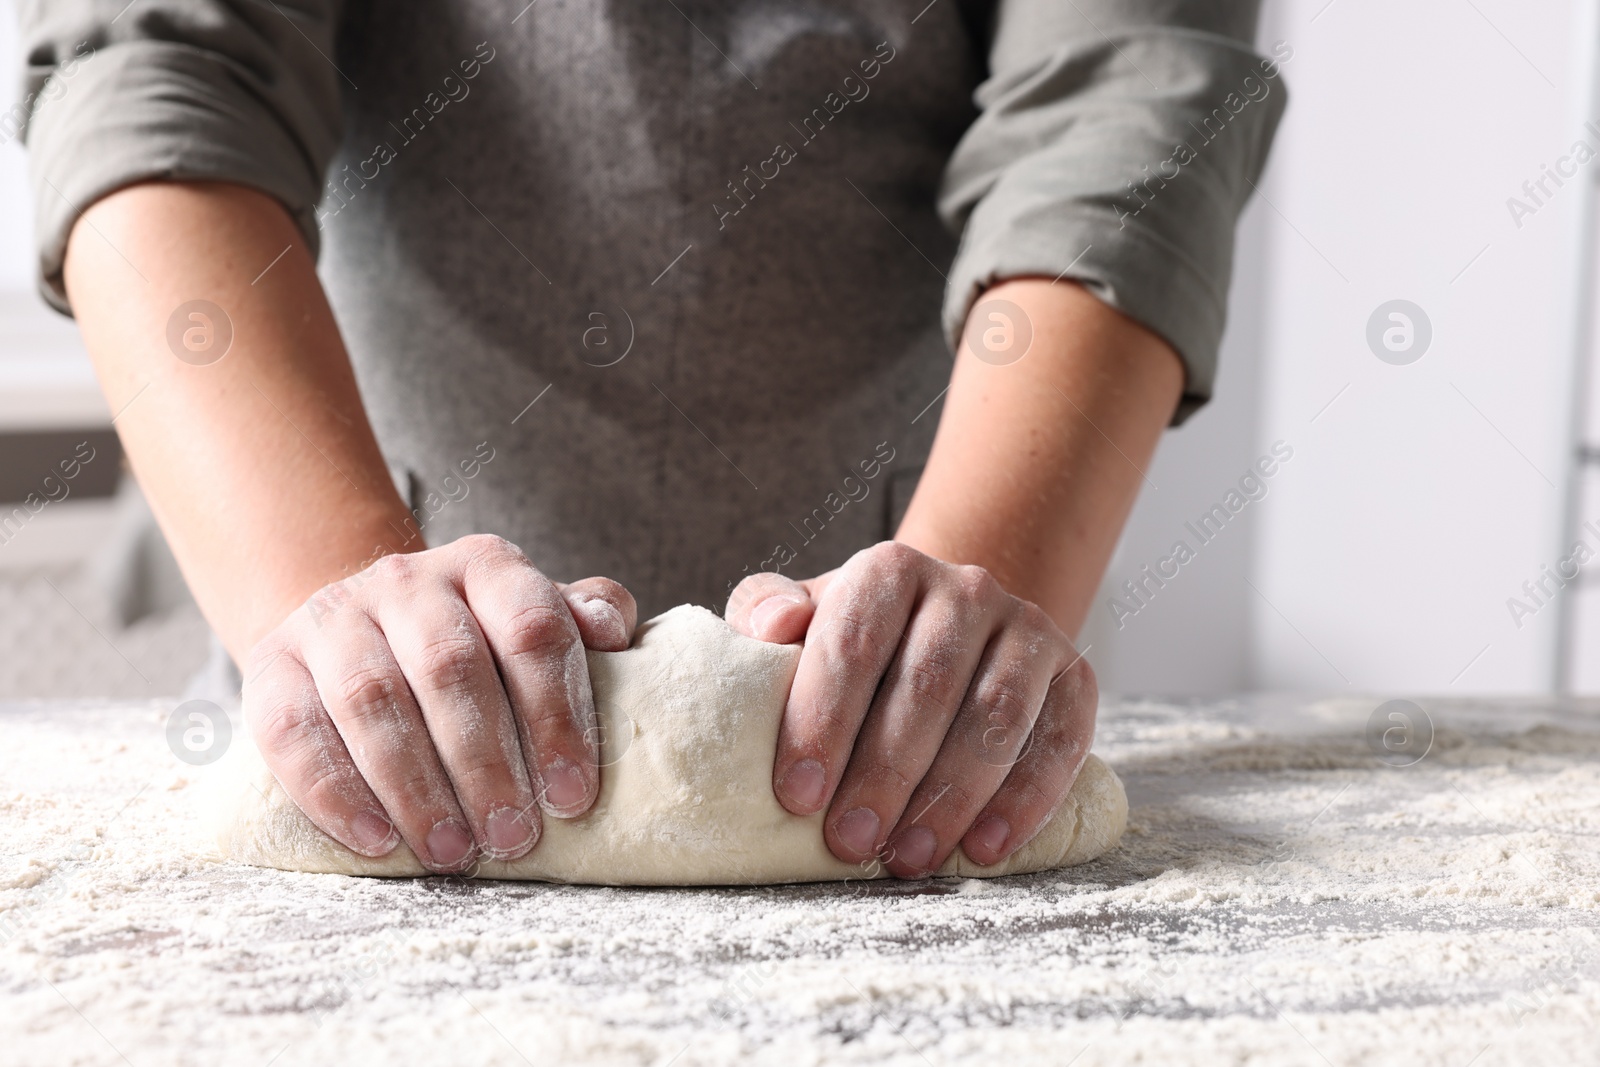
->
<box><xmin>725</xmin><ymin>541</ymin><xmax>1096</xmax><ymax>878</ymax></box>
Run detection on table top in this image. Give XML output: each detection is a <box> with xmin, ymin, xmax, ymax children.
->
<box><xmin>2</xmin><ymin>694</ymin><xmax>1598</xmax><ymax>1066</ymax></box>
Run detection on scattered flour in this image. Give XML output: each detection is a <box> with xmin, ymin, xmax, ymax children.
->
<box><xmin>1</xmin><ymin>695</ymin><xmax>1597</xmax><ymax>1066</ymax></box>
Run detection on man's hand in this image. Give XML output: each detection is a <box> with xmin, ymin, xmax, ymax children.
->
<box><xmin>726</xmin><ymin>542</ymin><xmax>1096</xmax><ymax>878</ymax></box>
<box><xmin>727</xmin><ymin>278</ymin><xmax>1179</xmax><ymax>879</ymax></box>
<box><xmin>243</xmin><ymin>534</ymin><xmax>636</xmax><ymax>873</ymax></box>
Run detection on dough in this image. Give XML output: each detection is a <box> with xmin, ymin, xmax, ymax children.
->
<box><xmin>207</xmin><ymin>605</ymin><xmax>1127</xmax><ymax>884</ymax></box>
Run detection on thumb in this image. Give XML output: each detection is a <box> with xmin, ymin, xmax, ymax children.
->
<box><xmin>555</xmin><ymin>576</ymin><xmax>638</xmax><ymax>652</ymax></box>
<box><xmin>725</xmin><ymin>572</ymin><xmax>815</xmax><ymax>644</ymax></box>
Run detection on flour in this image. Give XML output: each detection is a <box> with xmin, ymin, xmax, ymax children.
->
<box><xmin>2</xmin><ymin>695</ymin><xmax>1598</xmax><ymax>1066</ymax></box>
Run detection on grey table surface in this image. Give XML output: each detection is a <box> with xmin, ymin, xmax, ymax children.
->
<box><xmin>2</xmin><ymin>694</ymin><xmax>1598</xmax><ymax>1066</ymax></box>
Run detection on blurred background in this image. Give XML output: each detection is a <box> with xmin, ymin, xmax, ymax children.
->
<box><xmin>0</xmin><ymin>0</ymin><xmax>1595</xmax><ymax>698</ymax></box>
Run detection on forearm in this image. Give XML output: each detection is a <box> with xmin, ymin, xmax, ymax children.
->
<box><xmin>64</xmin><ymin>181</ymin><xmax>417</xmax><ymax>661</ymax></box>
<box><xmin>896</xmin><ymin>278</ymin><xmax>1184</xmax><ymax>638</ymax></box>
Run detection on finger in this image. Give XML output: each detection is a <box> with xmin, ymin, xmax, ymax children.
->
<box><xmin>879</xmin><ymin>611</ymin><xmax>1066</xmax><ymax>877</ymax></box>
<box><xmin>296</xmin><ymin>610</ymin><xmax>500</xmax><ymax>871</ymax></box>
<box><xmin>370</xmin><ymin>549</ymin><xmax>543</xmax><ymax>861</ymax></box>
<box><xmin>959</xmin><ymin>651</ymin><xmax>1097</xmax><ymax>868</ymax></box>
<box><xmin>772</xmin><ymin>542</ymin><xmax>922</xmax><ymax>816</ymax></box>
<box><xmin>821</xmin><ymin>583</ymin><xmax>995</xmax><ymax>863</ymax></box>
<box><xmin>456</xmin><ymin>535</ymin><xmax>598</xmax><ymax>819</ymax></box>
<box><xmin>242</xmin><ymin>640</ymin><xmax>403</xmax><ymax>861</ymax></box>
<box><xmin>557</xmin><ymin>576</ymin><xmax>638</xmax><ymax>651</ymax></box>
<box><xmin>725</xmin><ymin>571</ymin><xmax>815</xmax><ymax>644</ymax></box>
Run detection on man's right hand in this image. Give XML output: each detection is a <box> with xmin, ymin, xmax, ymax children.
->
<box><xmin>62</xmin><ymin>184</ymin><xmax>636</xmax><ymax>872</ymax></box>
<box><xmin>241</xmin><ymin>534</ymin><xmax>637</xmax><ymax>873</ymax></box>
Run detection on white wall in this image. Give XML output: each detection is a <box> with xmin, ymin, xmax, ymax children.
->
<box><xmin>1089</xmin><ymin>0</ymin><xmax>1595</xmax><ymax>695</ymax></box>
<box><xmin>1250</xmin><ymin>0</ymin><xmax>1590</xmax><ymax>693</ymax></box>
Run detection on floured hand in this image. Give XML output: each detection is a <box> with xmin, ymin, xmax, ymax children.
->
<box><xmin>725</xmin><ymin>541</ymin><xmax>1096</xmax><ymax>878</ymax></box>
<box><xmin>242</xmin><ymin>534</ymin><xmax>636</xmax><ymax>873</ymax></box>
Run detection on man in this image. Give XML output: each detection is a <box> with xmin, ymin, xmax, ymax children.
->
<box><xmin>18</xmin><ymin>1</ymin><xmax>1284</xmax><ymax>877</ymax></box>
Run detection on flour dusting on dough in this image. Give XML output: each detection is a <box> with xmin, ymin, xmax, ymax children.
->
<box><xmin>207</xmin><ymin>605</ymin><xmax>1127</xmax><ymax>884</ymax></box>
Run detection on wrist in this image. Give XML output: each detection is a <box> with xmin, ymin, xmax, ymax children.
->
<box><xmin>236</xmin><ymin>500</ymin><xmax>423</xmax><ymax>658</ymax></box>
<box><xmin>896</xmin><ymin>277</ymin><xmax>1182</xmax><ymax>636</ymax></box>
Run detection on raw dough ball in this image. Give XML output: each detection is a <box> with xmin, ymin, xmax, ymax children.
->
<box><xmin>206</xmin><ymin>605</ymin><xmax>1126</xmax><ymax>884</ymax></box>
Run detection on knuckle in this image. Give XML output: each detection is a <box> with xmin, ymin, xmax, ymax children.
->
<box><xmin>953</xmin><ymin>563</ymin><xmax>997</xmax><ymax>601</ymax></box>
<box><xmin>822</xmin><ymin>609</ymin><xmax>888</xmax><ymax>665</ymax></box>
<box><xmin>459</xmin><ymin>533</ymin><xmax>528</xmax><ymax>570</ymax></box>
<box><xmin>368</xmin><ymin>551</ymin><xmax>419</xmax><ymax>586</ymax></box>
<box><xmin>295</xmin><ymin>759</ymin><xmax>365</xmax><ymax>816</ymax></box>
<box><xmin>243</xmin><ymin>636</ymin><xmax>296</xmax><ymax>684</ymax></box>
<box><xmin>520</xmin><ymin>696</ymin><xmax>583</xmax><ymax>739</ymax></box>
<box><xmin>1004</xmin><ymin>772</ymin><xmax>1056</xmax><ymax>816</ymax></box>
<box><xmin>250</xmin><ymin>692</ymin><xmax>314</xmax><ymax>756</ymax></box>
<box><xmin>868</xmin><ymin>540</ymin><xmax>921</xmax><ymax>575</ymax></box>
<box><xmin>974</xmin><ymin>675</ymin><xmax>1037</xmax><ymax>737</ymax></box>
<box><xmin>1057</xmin><ymin>655</ymin><xmax>1098</xmax><ymax>707</ymax></box>
<box><xmin>385</xmin><ymin>765</ymin><xmax>447</xmax><ymax>813</ymax></box>
<box><xmin>911</xmin><ymin>779</ymin><xmax>977</xmax><ymax>824</ymax></box>
<box><xmin>1014</xmin><ymin>598</ymin><xmax>1057</xmax><ymax>636</ymax></box>
<box><xmin>412</xmin><ymin>635</ymin><xmax>483</xmax><ymax>691</ymax></box>
<box><xmin>1035</xmin><ymin>701</ymin><xmax>1087</xmax><ymax>757</ymax></box>
<box><xmin>448</xmin><ymin>748</ymin><xmax>519</xmax><ymax>795</ymax></box>
<box><xmin>331</xmin><ymin>665</ymin><xmax>400</xmax><ymax>724</ymax></box>
<box><xmin>900</xmin><ymin>658</ymin><xmax>961</xmax><ymax>711</ymax></box>
<box><xmin>497</xmin><ymin>600</ymin><xmax>575</xmax><ymax>660</ymax></box>
<box><xmin>854</xmin><ymin>758</ymin><xmax>918</xmax><ymax>798</ymax></box>
<box><xmin>789</xmin><ymin>701</ymin><xmax>861</xmax><ymax>759</ymax></box>
<box><xmin>248</xmin><ymin>691</ymin><xmax>339</xmax><ymax>781</ymax></box>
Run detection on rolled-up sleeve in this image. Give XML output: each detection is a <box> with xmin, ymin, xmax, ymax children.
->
<box><xmin>16</xmin><ymin>0</ymin><xmax>344</xmax><ymax>313</ymax></box>
<box><xmin>940</xmin><ymin>0</ymin><xmax>1287</xmax><ymax>423</ymax></box>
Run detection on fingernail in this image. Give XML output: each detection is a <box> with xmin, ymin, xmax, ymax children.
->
<box><xmin>778</xmin><ymin>758</ymin><xmax>826</xmax><ymax>810</ymax></box>
<box><xmin>575</xmin><ymin>597</ymin><xmax>625</xmax><ymax>644</ymax></box>
<box><xmin>350</xmin><ymin>810</ymin><xmax>398</xmax><ymax>855</ymax></box>
<box><xmin>541</xmin><ymin>758</ymin><xmax>589</xmax><ymax>815</ymax></box>
<box><xmin>970</xmin><ymin>815</ymin><xmax>1010</xmax><ymax>859</ymax></box>
<box><xmin>484</xmin><ymin>806</ymin><xmax>534</xmax><ymax>857</ymax></box>
<box><xmin>891</xmin><ymin>827</ymin><xmax>937</xmax><ymax>873</ymax></box>
<box><xmin>750</xmin><ymin>595</ymin><xmax>805</xmax><ymax>641</ymax></box>
<box><xmin>426</xmin><ymin>819</ymin><xmax>473</xmax><ymax>869</ymax></box>
<box><xmin>835</xmin><ymin>807</ymin><xmax>880</xmax><ymax>857</ymax></box>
